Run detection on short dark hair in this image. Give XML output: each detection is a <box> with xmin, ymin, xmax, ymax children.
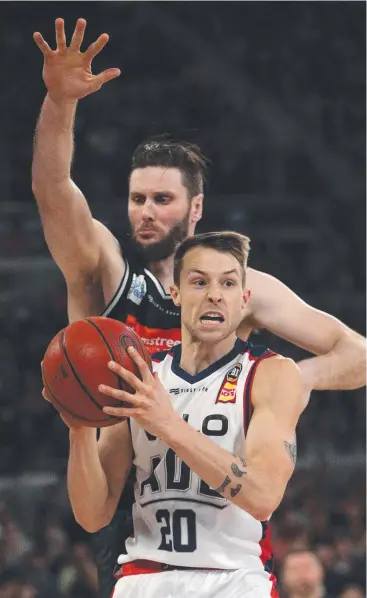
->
<box><xmin>131</xmin><ymin>136</ymin><xmax>209</xmax><ymax>198</ymax></box>
<box><xmin>173</xmin><ymin>231</ymin><xmax>251</xmax><ymax>286</ymax></box>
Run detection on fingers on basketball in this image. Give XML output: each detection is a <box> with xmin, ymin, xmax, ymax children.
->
<box><xmin>127</xmin><ymin>347</ymin><xmax>152</xmax><ymax>383</ymax></box>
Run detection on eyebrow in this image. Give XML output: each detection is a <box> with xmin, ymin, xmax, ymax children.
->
<box><xmin>188</xmin><ymin>268</ymin><xmax>240</xmax><ymax>277</ymax></box>
<box><xmin>129</xmin><ymin>190</ymin><xmax>174</xmax><ymax>196</ymax></box>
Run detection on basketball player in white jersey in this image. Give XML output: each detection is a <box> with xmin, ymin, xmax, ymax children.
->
<box><xmin>64</xmin><ymin>231</ymin><xmax>304</xmax><ymax>598</ymax></box>
<box><xmin>33</xmin><ymin>18</ymin><xmax>365</xmax><ymax>598</ymax></box>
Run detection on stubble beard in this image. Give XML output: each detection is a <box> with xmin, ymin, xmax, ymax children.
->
<box><xmin>130</xmin><ymin>213</ymin><xmax>190</xmax><ymax>263</ymax></box>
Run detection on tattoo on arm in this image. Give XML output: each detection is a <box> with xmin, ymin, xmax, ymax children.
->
<box><xmin>230</xmin><ymin>484</ymin><xmax>242</xmax><ymax>497</ymax></box>
<box><xmin>284</xmin><ymin>440</ymin><xmax>297</xmax><ymax>465</ymax></box>
<box><xmin>215</xmin><ymin>457</ymin><xmax>247</xmax><ymax>497</ymax></box>
<box><xmin>231</xmin><ymin>458</ymin><xmax>247</xmax><ymax>478</ymax></box>
<box><xmin>214</xmin><ymin>475</ymin><xmax>231</xmax><ymax>494</ymax></box>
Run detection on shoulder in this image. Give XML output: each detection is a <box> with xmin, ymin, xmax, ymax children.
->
<box><xmin>251</xmin><ymin>355</ymin><xmax>303</xmax><ymax>415</ymax></box>
<box><xmin>93</xmin><ymin>219</ymin><xmax>126</xmax><ymax>279</ymax></box>
<box><xmin>93</xmin><ymin>219</ymin><xmax>122</xmax><ymax>255</ymax></box>
<box><xmin>254</xmin><ymin>354</ymin><xmax>302</xmax><ymax>400</ymax></box>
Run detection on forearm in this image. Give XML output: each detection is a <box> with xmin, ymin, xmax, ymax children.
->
<box><xmin>298</xmin><ymin>331</ymin><xmax>366</xmax><ymax>391</ymax></box>
<box><xmin>67</xmin><ymin>427</ymin><xmax>111</xmax><ymax>532</ymax></box>
<box><xmin>162</xmin><ymin>416</ymin><xmax>284</xmax><ymax>521</ymax></box>
<box><xmin>32</xmin><ymin>94</ymin><xmax>77</xmax><ymax>187</ymax></box>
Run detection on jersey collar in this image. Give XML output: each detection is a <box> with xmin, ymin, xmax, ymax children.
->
<box><xmin>170</xmin><ymin>338</ymin><xmax>248</xmax><ymax>384</ymax></box>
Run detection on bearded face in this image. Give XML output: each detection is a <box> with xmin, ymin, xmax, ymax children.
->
<box><xmin>128</xmin><ymin>166</ymin><xmax>201</xmax><ymax>263</ymax></box>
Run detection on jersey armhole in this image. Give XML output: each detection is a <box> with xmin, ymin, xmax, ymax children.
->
<box><xmin>102</xmin><ymin>258</ymin><xmax>130</xmax><ymax>317</ymax></box>
<box><xmin>242</xmin><ymin>350</ymin><xmax>277</xmax><ymax>435</ymax></box>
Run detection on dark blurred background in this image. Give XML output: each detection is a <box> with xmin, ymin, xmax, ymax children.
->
<box><xmin>0</xmin><ymin>2</ymin><xmax>365</xmax><ymax>597</ymax></box>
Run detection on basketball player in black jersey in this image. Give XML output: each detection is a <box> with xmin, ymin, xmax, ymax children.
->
<box><xmin>32</xmin><ymin>18</ymin><xmax>366</xmax><ymax>597</ymax></box>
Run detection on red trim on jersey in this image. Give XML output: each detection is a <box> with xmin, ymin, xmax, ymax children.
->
<box><xmin>260</xmin><ymin>523</ymin><xmax>278</xmax><ymax>597</ymax></box>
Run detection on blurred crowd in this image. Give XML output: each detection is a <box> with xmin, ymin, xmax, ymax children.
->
<box><xmin>0</xmin><ymin>1</ymin><xmax>365</xmax><ymax>596</ymax></box>
<box><xmin>0</xmin><ymin>467</ymin><xmax>365</xmax><ymax>597</ymax></box>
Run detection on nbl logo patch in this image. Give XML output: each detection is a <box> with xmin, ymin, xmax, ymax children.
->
<box><xmin>127</xmin><ymin>274</ymin><xmax>147</xmax><ymax>306</ymax></box>
<box><xmin>216</xmin><ymin>363</ymin><xmax>242</xmax><ymax>404</ymax></box>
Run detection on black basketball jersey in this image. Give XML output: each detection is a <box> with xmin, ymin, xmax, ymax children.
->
<box><xmin>102</xmin><ymin>250</ymin><xmax>181</xmax><ymax>354</ymax></box>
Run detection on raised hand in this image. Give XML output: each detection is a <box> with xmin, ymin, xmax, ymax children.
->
<box><xmin>99</xmin><ymin>347</ymin><xmax>180</xmax><ymax>438</ymax></box>
<box><xmin>33</xmin><ymin>18</ymin><xmax>121</xmax><ymax>102</ymax></box>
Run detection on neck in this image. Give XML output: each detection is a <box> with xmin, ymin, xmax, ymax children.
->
<box><xmin>179</xmin><ymin>329</ymin><xmax>238</xmax><ymax>375</ymax></box>
<box><xmin>147</xmin><ymin>255</ymin><xmax>175</xmax><ymax>292</ymax></box>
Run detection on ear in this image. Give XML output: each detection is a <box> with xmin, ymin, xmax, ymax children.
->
<box><xmin>170</xmin><ymin>284</ymin><xmax>181</xmax><ymax>306</ymax></box>
<box><xmin>190</xmin><ymin>193</ymin><xmax>203</xmax><ymax>224</ymax></box>
<box><xmin>242</xmin><ymin>289</ymin><xmax>251</xmax><ymax>309</ymax></box>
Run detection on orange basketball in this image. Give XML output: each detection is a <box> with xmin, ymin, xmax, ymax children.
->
<box><xmin>42</xmin><ymin>317</ymin><xmax>152</xmax><ymax>427</ymax></box>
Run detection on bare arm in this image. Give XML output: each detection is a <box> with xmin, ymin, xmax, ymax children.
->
<box><xmin>160</xmin><ymin>357</ymin><xmax>303</xmax><ymax>521</ymax></box>
<box><xmin>32</xmin><ymin>19</ymin><xmax>122</xmax><ymax>288</ymax></box>
<box><xmin>100</xmin><ymin>350</ymin><xmax>302</xmax><ymax>521</ymax></box>
<box><xmin>67</xmin><ymin>421</ymin><xmax>133</xmax><ymax>533</ymax></box>
<box><xmin>244</xmin><ymin>269</ymin><xmax>366</xmax><ymax>391</ymax></box>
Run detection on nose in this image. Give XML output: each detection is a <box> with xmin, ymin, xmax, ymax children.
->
<box><xmin>141</xmin><ymin>199</ymin><xmax>156</xmax><ymax>221</ymax></box>
<box><xmin>207</xmin><ymin>285</ymin><xmax>222</xmax><ymax>305</ymax></box>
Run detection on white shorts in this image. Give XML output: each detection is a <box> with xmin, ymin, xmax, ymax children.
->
<box><xmin>112</xmin><ymin>568</ymin><xmax>278</xmax><ymax>598</ymax></box>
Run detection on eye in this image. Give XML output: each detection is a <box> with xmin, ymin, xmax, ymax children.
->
<box><xmin>223</xmin><ymin>280</ymin><xmax>236</xmax><ymax>287</ymax></box>
<box><xmin>131</xmin><ymin>195</ymin><xmax>145</xmax><ymax>205</ymax></box>
<box><xmin>193</xmin><ymin>279</ymin><xmax>206</xmax><ymax>287</ymax></box>
<box><xmin>154</xmin><ymin>195</ymin><xmax>171</xmax><ymax>205</ymax></box>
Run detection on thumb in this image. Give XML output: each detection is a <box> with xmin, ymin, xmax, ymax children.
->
<box><xmin>95</xmin><ymin>68</ymin><xmax>121</xmax><ymax>87</ymax></box>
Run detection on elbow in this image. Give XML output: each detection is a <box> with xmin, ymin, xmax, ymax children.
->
<box><xmin>245</xmin><ymin>503</ymin><xmax>274</xmax><ymax>522</ymax></box>
<box><xmin>74</xmin><ymin>512</ymin><xmax>113</xmax><ymax>534</ymax></box>
<box><xmin>239</xmin><ymin>491</ymin><xmax>283</xmax><ymax>522</ymax></box>
<box><xmin>72</xmin><ymin>502</ymin><xmax>114</xmax><ymax>534</ymax></box>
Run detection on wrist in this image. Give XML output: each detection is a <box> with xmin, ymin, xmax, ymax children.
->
<box><xmin>46</xmin><ymin>92</ymin><xmax>78</xmax><ymax>110</ymax></box>
<box><xmin>69</xmin><ymin>426</ymin><xmax>95</xmax><ymax>442</ymax></box>
<box><xmin>159</xmin><ymin>412</ymin><xmax>187</xmax><ymax>445</ymax></box>
<box><xmin>160</xmin><ymin>414</ymin><xmax>192</xmax><ymax>448</ymax></box>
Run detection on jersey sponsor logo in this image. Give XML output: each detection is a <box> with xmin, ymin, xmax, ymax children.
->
<box><xmin>127</xmin><ymin>273</ymin><xmax>147</xmax><ymax>306</ymax></box>
<box><xmin>125</xmin><ymin>315</ymin><xmax>181</xmax><ymax>354</ymax></box>
<box><xmin>169</xmin><ymin>387</ymin><xmax>208</xmax><ymax>395</ymax></box>
<box><xmin>216</xmin><ymin>362</ymin><xmax>242</xmax><ymax>404</ymax></box>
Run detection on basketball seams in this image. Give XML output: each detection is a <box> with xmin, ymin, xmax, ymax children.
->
<box><xmin>85</xmin><ymin>318</ymin><xmax>124</xmax><ymax>392</ymax></box>
<box><xmin>61</xmin><ymin>328</ymin><xmax>119</xmax><ymax>421</ymax></box>
<box><xmin>43</xmin><ymin>370</ymin><xmax>115</xmax><ymax>426</ymax></box>
<box><xmin>43</xmin><ymin>318</ymin><xmax>151</xmax><ymax>427</ymax></box>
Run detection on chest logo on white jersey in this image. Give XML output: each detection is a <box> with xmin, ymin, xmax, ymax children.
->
<box><xmin>216</xmin><ymin>362</ymin><xmax>242</xmax><ymax>404</ymax></box>
<box><xmin>127</xmin><ymin>273</ymin><xmax>147</xmax><ymax>305</ymax></box>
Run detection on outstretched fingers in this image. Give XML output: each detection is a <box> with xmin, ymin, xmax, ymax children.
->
<box><xmin>84</xmin><ymin>33</ymin><xmax>110</xmax><ymax>62</ymax></box>
<box><xmin>55</xmin><ymin>18</ymin><xmax>66</xmax><ymax>51</ymax></box>
<box><xmin>94</xmin><ymin>68</ymin><xmax>121</xmax><ymax>87</ymax></box>
<box><xmin>69</xmin><ymin>18</ymin><xmax>87</xmax><ymax>51</ymax></box>
<box><xmin>33</xmin><ymin>32</ymin><xmax>52</xmax><ymax>55</ymax></box>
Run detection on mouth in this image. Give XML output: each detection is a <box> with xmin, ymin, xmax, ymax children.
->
<box><xmin>136</xmin><ymin>229</ymin><xmax>159</xmax><ymax>241</ymax></box>
<box><xmin>199</xmin><ymin>311</ymin><xmax>225</xmax><ymax>327</ymax></box>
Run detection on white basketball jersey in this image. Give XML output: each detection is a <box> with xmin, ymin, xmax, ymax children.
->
<box><xmin>121</xmin><ymin>339</ymin><xmax>276</xmax><ymax>575</ymax></box>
